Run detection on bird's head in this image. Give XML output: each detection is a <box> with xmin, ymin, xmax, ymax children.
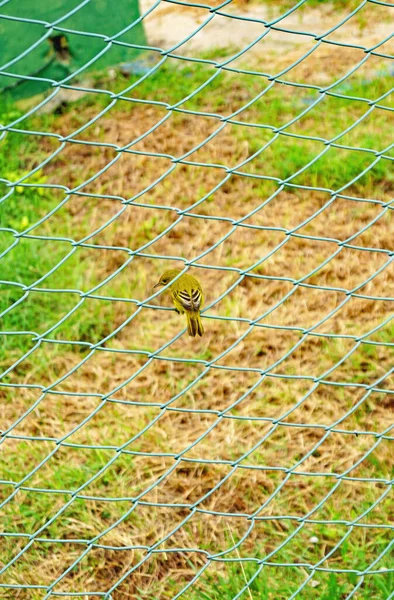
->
<box><xmin>154</xmin><ymin>269</ymin><xmax>182</xmax><ymax>288</ymax></box>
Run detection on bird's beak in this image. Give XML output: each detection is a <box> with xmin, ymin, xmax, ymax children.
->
<box><xmin>153</xmin><ymin>282</ymin><xmax>161</xmax><ymax>289</ymax></box>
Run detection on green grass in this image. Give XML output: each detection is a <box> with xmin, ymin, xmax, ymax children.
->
<box><xmin>1</xmin><ymin>57</ymin><xmax>393</xmax><ymax>386</ymax></box>
<box><xmin>1</xmin><ymin>63</ymin><xmax>392</xmax><ymax>364</ymax></box>
<box><xmin>0</xmin><ymin>112</ymin><xmax>132</xmax><ymax>360</ymax></box>
<box><xmin>1</xmin><ymin>44</ymin><xmax>394</xmax><ymax>599</ymax></box>
<box><xmin>192</xmin><ymin>564</ymin><xmax>393</xmax><ymax>600</ymax></box>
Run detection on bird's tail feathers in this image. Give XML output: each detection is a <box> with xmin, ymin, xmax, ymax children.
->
<box><xmin>186</xmin><ymin>312</ymin><xmax>204</xmax><ymax>337</ymax></box>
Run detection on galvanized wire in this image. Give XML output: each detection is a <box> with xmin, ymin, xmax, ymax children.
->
<box><xmin>0</xmin><ymin>0</ymin><xmax>393</xmax><ymax>598</ymax></box>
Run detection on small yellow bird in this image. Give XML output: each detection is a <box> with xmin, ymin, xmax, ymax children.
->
<box><xmin>154</xmin><ymin>269</ymin><xmax>204</xmax><ymax>337</ymax></box>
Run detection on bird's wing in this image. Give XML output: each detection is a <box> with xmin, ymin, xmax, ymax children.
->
<box><xmin>173</xmin><ymin>287</ymin><xmax>202</xmax><ymax>312</ymax></box>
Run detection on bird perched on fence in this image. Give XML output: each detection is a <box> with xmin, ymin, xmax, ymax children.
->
<box><xmin>154</xmin><ymin>269</ymin><xmax>204</xmax><ymax>337</ymax></box>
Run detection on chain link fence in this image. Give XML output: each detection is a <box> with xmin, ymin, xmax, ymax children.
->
<box><xmin>0</xmin><ymin>0</ymin><xmax>393</xmax><ymax>598</ymax></box>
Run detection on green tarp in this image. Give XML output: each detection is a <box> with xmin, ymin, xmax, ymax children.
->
<box><xmin>0</xmin><ymin>0</ymin><xmax>146</xmax><ymax>98</ymax></box>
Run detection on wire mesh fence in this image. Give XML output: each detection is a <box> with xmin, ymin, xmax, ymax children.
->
<box><xmin>0</xmin><ymin>0</ymin><xmax>394</xmax><ymax>598</ymax></box>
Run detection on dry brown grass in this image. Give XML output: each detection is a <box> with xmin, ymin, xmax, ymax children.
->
<box><xmin>1</xmin><ymin>9</ymin><xmax>394</xmax><ymax>598</ymax></box>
